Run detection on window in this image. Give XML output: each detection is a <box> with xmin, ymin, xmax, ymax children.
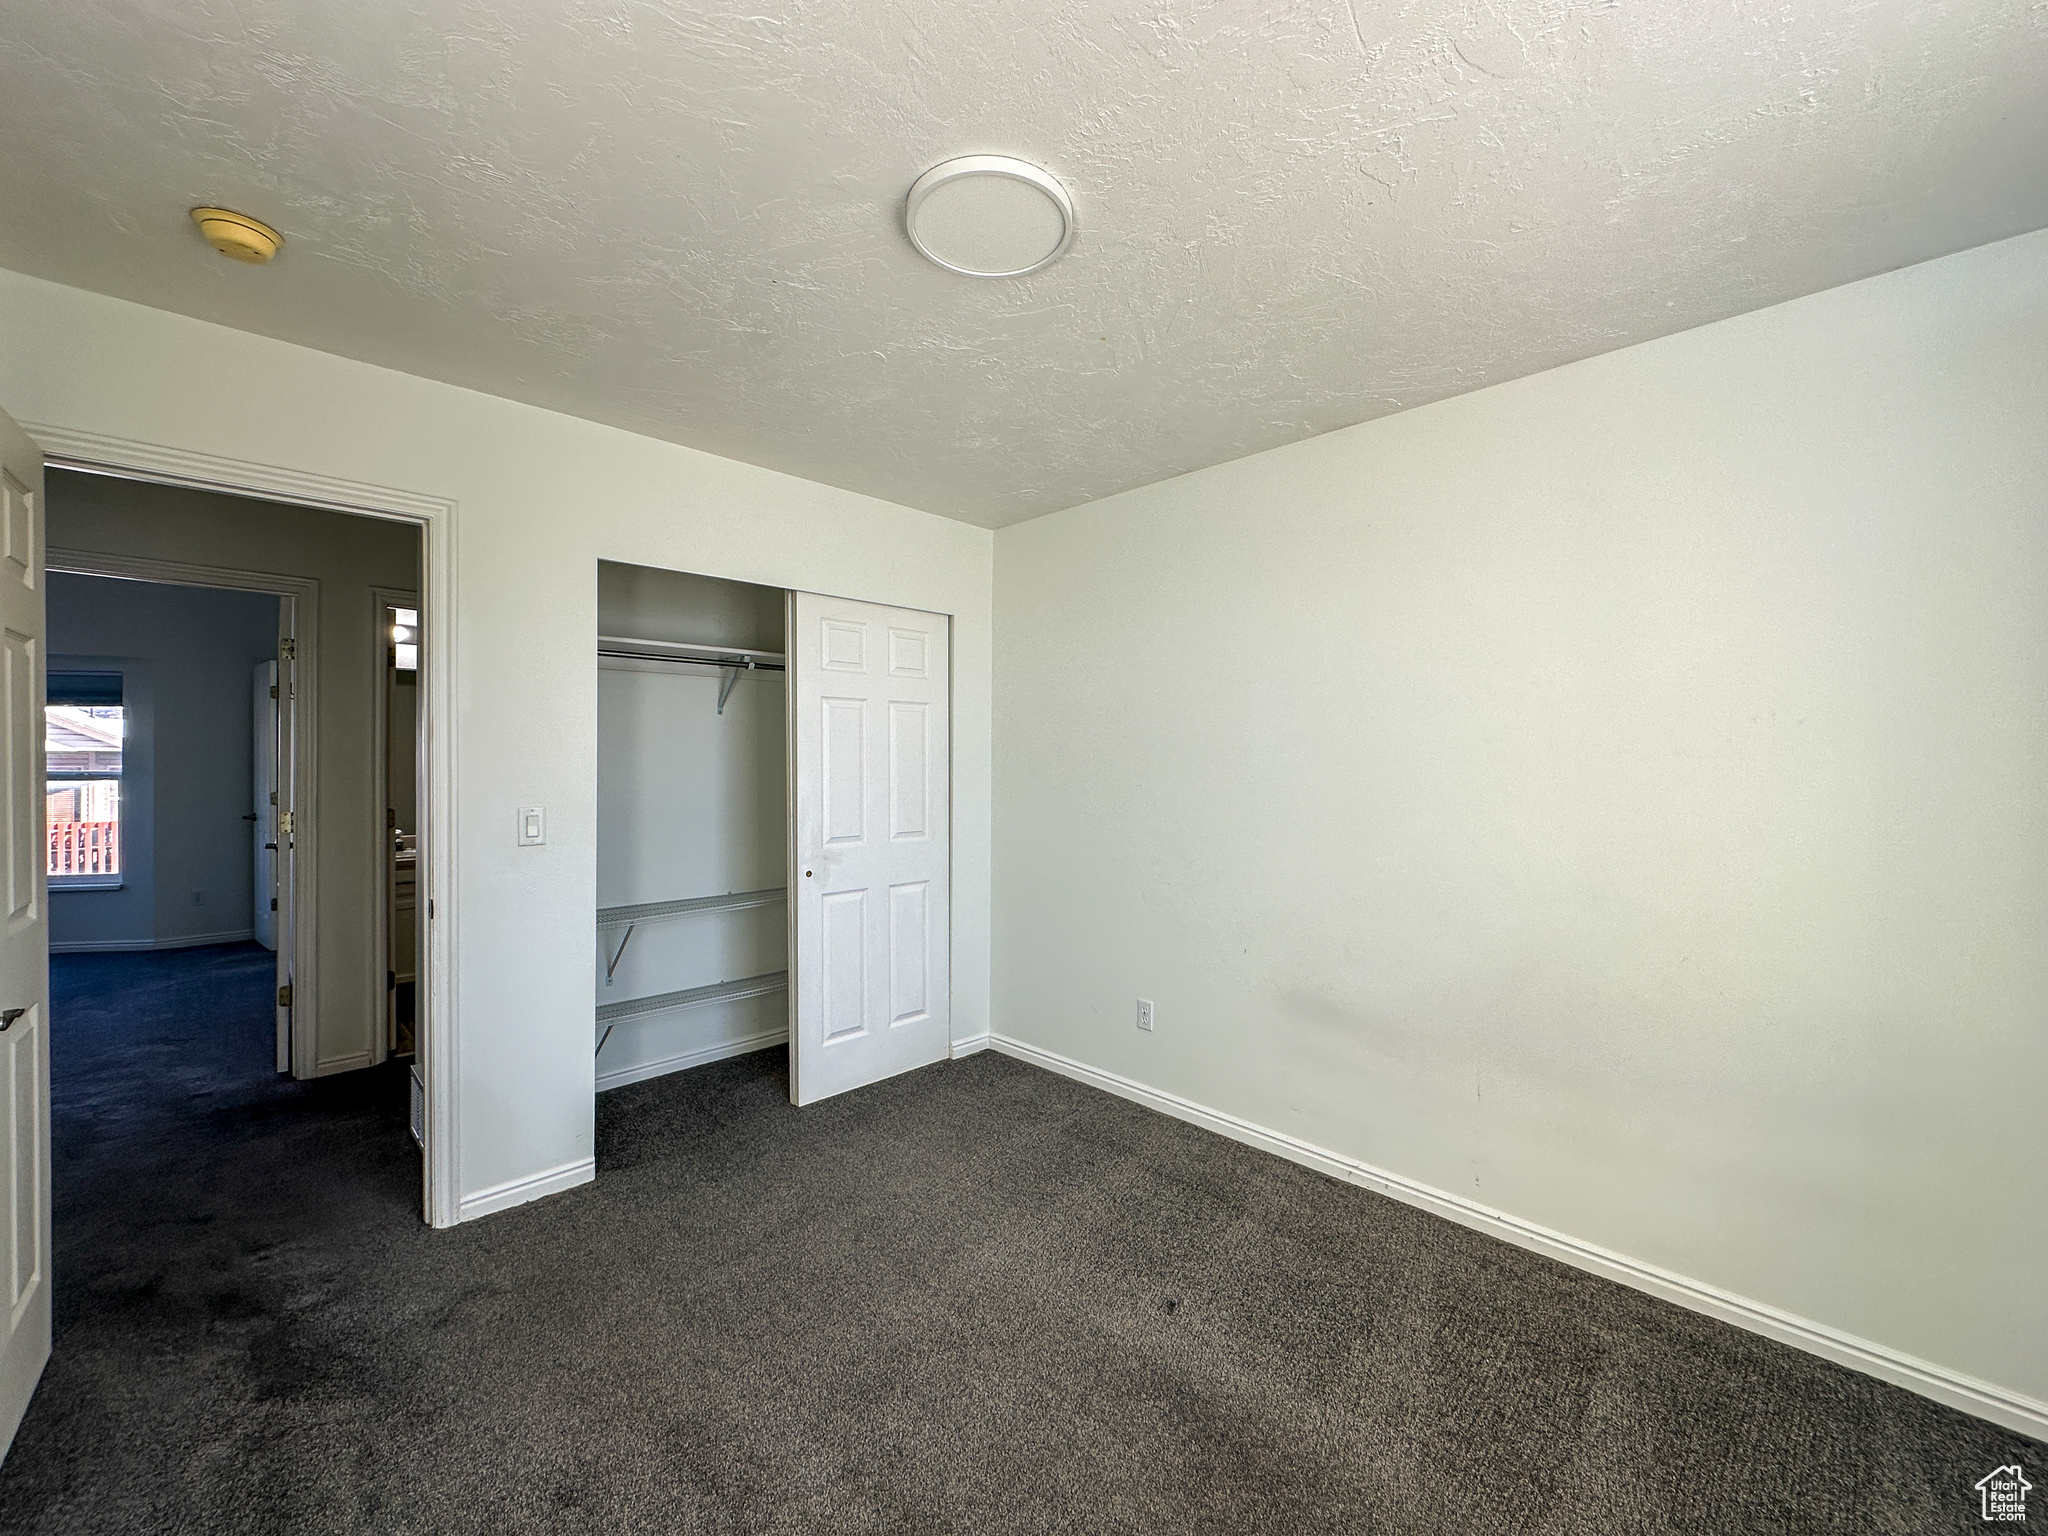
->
<box><xmin>47</xmin><ymin>672</ymin><xmax>124</xmax><ymax>887</ymax></box>
<box><xmin>391</xmin><ymin>606</ymin><xmax>418</xmax><ymax>672</ymax></box>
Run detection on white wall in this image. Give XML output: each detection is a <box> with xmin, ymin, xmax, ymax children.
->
<box><xmin>994</xmin><ymin>230</ymin><xmax>2048</xmax><ymax>1414</ymax></box>
<box><xmin>48</xmin><ymin>477</ymin><xmax>416</xmax><ymax>1073</ymax></box>
<box><xmin>0</xmin><ymin>267</ymin><xmax>994</xmax><ymax>1218</ymax></box>
<box><xmin>596</xmin><ymin>562</ymin><xmax>787</xmax><ymax>1087</ymax></box>
<box><xmin>47</xmin><ymin>571</ymin><xmax>279</xmax><ymax>950</ymax></box>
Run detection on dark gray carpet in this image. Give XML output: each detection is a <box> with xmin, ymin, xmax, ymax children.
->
<box><xmin>0</xmin><ymin>942</ymin><xmax>2030</xmax><ymax>1533</ymax></box>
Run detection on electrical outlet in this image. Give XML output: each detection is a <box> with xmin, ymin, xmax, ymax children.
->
<box><xmin>1136</xmin><ymin>998</ymin><xmax>1154</xmax><ymax>1032</ymax></box>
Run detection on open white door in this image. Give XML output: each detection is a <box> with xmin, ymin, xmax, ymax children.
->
<box><xmin>273</xmin><ymin>613</ymin><xmax>299</xmax><ymax>1075</ymax></box>
<box><xmin>789</xmin><ymin>592</ymin><xmax>950</xmax><ymax>1106</ymax></box>
<box><xmin>0</xmin><ymin>407</ymin><xmax>52</xmax><ymax>1458</ymax></box>
<box><xmin>252</xmin><ymin>661</ymin><xmax>278</xmax><ymax>953</ymax></box>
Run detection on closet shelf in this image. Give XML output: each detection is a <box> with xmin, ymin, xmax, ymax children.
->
<box><xmin>598</xmin><ymin>887</ymin><xmax>787</xmax><ymax>986</ymax></box>
<box><xmin>595</xmin><ymin>971</ymin><xmax>788</xmax><ymax>1030</ymax></box>
<box><xmin>598</xmin><ymin>888</ymin><xmax>785</xmax><ymax>928</ymax></box>
<box><xmin>597</xmin><ymin>635</ymin><xmax>786</xmax><ymax>667</ymax></box>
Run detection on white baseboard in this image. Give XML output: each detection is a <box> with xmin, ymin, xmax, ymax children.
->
<box><xmin>949</xmin><ymin>1032</ymin><xmax>992</xmax><ymax>1059</ymax></box>
<box><xmin>457</xmin><ymin>1156</ymin><xmax>596</xmax><ymax>1223</ymax></box>
<box><xmin>986</xmin><ymin>1033</ymin><xmax>2048</xmax><ymax>1443</ymax></box>
<box><xmin>595</xmin><ymin>1028</ymin><xmax>787</xmax><ymax>1092</ymax></box>
<box><xmin>51</xmin><ymin>928</ymin><xmax>254</xmax><ymax>954</ymax></box>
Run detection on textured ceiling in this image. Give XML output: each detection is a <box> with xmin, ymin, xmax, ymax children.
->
<box><xmin>2</xmin><ymin>2</ymin><xmax>2045</xmax><ymax>528</ymax></box>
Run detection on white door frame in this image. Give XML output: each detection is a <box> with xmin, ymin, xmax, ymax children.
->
<box><xmin>48</xmin><ymin>548</ymin><xmax>319</xmax><ymax>1077</ymax></box>
<box><xmin>25</xmin><ymin>427</ymin><xmax>461</xmax><ymax>1229</ymax></box>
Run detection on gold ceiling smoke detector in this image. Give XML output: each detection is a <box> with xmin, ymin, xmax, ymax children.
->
<box><xmin>190</xmin><ymin>207</ymin><xmax>283</xmax><ymax>264</ymax></box>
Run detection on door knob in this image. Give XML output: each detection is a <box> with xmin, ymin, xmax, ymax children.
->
<box><xmin>0</xmin><ymin>1009</ymin><xmax>23</xmax><ymax>1031</ymax></box>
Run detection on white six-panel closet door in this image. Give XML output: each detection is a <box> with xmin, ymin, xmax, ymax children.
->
<box><xmin>788</xmin><ymin>592</ymin><xmax>950</xmax><ymax>1106</ymax></box>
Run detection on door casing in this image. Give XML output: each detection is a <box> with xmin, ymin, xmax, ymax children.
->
<box><xmin>25</xmin><ymin>431</ymin><xmax>460</xmax><ymax>1228</ymax></box>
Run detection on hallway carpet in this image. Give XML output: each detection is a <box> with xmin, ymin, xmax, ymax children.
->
<box><xmin>0</xmin><ymin>943</ymin><xmax>2030</xmax><ymax>1533</ymax></box>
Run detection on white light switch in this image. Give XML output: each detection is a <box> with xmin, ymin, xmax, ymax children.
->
<box><xmin>518</xmin><ymin>806</ymin><xmax>546</xmax><ymax>846</ymax></box>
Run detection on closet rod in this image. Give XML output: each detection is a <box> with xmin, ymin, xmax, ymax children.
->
<box><xmin>597</xmin><ymin>648</ymin><xmax>786</xmax><ymax>673</ymax></box>
<box><xmin>597</xmin><ymin>634</ymin><xmax>785</xmax><ymax>664</ymax></box>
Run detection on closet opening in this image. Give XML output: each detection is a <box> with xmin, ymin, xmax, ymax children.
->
<box><xmin>597</xmin><ymin>563</ymin><xmax>790</xmax><ymax>1092</ymax></box>
<box><xmin>596</xmin><ymin>560</ymin><xmax>954</xmax><ymax>1113</ymax></box>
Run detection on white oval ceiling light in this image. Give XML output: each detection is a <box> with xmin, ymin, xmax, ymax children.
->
<box><xmin>905</xmin><ymin>156</ymin><xmax>1074</xmax><ymax>278</ymax></box>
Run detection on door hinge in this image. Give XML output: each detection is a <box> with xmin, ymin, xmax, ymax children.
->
<box><xmin>269</xmin><ymin>684</ymin><xmax>278</xmax><ymax>699</ymax></box>
<box><xmin>277</xmin><ymin>983</ymin><xmax>293</xmax><ymax>1009</ymax></box>
<box><xmin>279</xmin><ymin>638</ymin><xmax>297</xmax><ymax>661</ymax></box>
<box><xmin>279</xmin><ymin>811</ymin><xmax>294</xmax><ymax>834</ymax></box>
<box><xmin>270</xmin><ymin>897</ymin><xmax>278</xmax><ymax>911</ymax></box>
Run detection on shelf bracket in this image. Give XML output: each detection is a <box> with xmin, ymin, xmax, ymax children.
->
<box><xmin>603</xmin><ymin>923</ymin><xmax>635</xmax><ymax>986</ymax></box>
<box><xmin>595</xmin><ymin>1024</ymin><xmax>615</xmax><ymax>1057</ymax></box>
<box><xmin>716</xmin><ymin>660</ymin><xmax>746</xmax><ymax>714</ymax></box>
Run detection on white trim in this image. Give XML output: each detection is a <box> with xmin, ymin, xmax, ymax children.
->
<box><xmin>30</xmin><ymin>423</ymin><xmax>463</xmax><ymax>1230</ymax></box>
<box><xmin>29</xmin><ymin>426</ymin><xmax>453</xmax><ymax>522</ymax></box>
<box><xmin>949</xmin><ymin>1033</ymin><xmax>991</xmax><ymax>1059</ymax></box>
<box><xmin>456</xmin><ymin>1156</ymin><xmax>595</xmax><ymax>1223</ymax></box>
<box><xmin>46</xmin><ymin>547</ymin><xmax>318</xmax><ymax>596</ymax></box>
<box><xmin>595</xmin><ymin>1028</ymin><xmax>787</xmax><ymax>1092</ymax></box>
<box><xmin>985</xmin><ymin>1032</ymin><xmax>2048</xmax><ymax>1443</ymax></box>
<box><xmin>50</xmin><ymin>928</ymin><xmax>254</xmax><ymax>954</ymax></box>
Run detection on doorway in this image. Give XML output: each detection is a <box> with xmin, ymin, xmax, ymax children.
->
<box><xmin>44</xmin><ymin>569</ymin><xmax>298</xmax><ymax>1052</ymax></box>
<box><xmin>45</xmin><ymin>557</ymin><xmax>314</xmax><ymax>1078</ymax></box>
<box><xmin>20</xmin><ymin>432</ymin><xmax>456</xmax><ymax>1228</ymax></box>
<box><xmin>41</xmin><ymin>467</ymin><xmax>433</xmax><ymax>1206</ymax></box>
